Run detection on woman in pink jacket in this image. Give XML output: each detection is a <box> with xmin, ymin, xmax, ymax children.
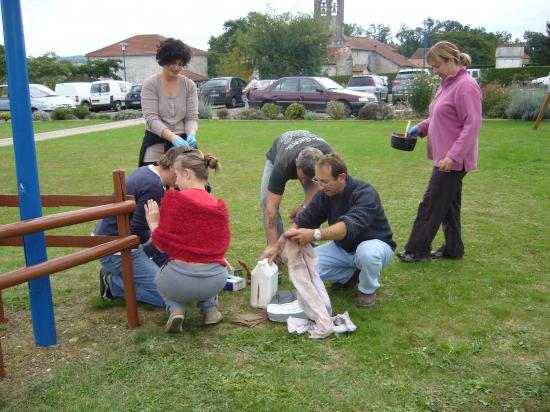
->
<box><xmin>397</xmin><ymin>41</ymin><xmax>482</xmax><ymax>262</ymax></box>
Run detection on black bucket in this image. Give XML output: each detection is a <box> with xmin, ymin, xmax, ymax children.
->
<box><xmin>391</xmin><ymin>132</ymin><xmax>417</xmax><ymax>151</ymax></box>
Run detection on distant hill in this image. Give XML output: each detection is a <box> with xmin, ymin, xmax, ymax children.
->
<box><xmin>58</xmin><ymin>55</ymin><xmax>87</xmax><ymax>64</ymax></box>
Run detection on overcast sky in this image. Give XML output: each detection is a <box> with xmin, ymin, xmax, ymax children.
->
<box><xmin>0</xmin><ymin>0</ymin><xmax>548</xmax><ymax>57</ymax></box>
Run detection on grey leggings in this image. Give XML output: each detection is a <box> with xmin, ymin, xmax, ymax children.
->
<box><xmin>155</xmin><ymin>261</ymin><xmax>227</xmax><ymax>314</ymax></box>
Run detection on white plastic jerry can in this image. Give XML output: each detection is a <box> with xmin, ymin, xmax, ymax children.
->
<box><xmin>250</xmin><ymin>258</ymin><xmax>278</xmax><ymax>309</ymax></box>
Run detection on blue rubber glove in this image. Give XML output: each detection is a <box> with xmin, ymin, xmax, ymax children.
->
<box><xmin>172</xmin><ymin>137</ymin><xmax>188</xmax><ymax>147</ymax></box>
<box><xmin>185</xmin><ymin>134</ymin><xmax>198</xmax><ymax>149</ymax></box>
<box><xmin>407</xmin><ymin>125</ymin><xmax>421</xmax><ymax>138</ymax></box>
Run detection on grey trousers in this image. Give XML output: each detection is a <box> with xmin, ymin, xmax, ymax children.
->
<box><xmin>155</xmin><ymin>261</ymin><xmax>227</xmax><ymax>314</ymax></box>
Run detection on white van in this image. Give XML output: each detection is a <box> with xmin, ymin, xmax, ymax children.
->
<box><xmin>55</xmin><ymin>82</ymin><xmax>92</xmax><ymax>107</ymax></box>
<box><xmin>89</xmin><ymin>80</ymin><xmax>133</xmax><ymax>111</ymax></box>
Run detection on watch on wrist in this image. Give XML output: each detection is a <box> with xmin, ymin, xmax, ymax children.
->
<box><xmin>313</xmin><ymin>228</ymin><xmax>322</xmax><ymax>241</ymax></box>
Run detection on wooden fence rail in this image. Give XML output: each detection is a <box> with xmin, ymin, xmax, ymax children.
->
<box><xmin>0</xmin><ymin>170</ymin><xmax>139</xmax><ymax>378</ymax></box>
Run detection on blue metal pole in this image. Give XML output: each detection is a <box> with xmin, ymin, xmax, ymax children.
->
<box><xmin>1</xmin><ymin>0</ymin><xmax>57</xmax><ymax>346</ymax></box>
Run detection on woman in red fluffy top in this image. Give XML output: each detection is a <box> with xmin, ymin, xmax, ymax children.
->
<box><xmin>145</xmin><ymin>148</ymin><xmax>230</xmax><ymax>333</ymax></box>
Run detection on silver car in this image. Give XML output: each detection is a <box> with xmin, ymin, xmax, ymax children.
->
<box><xmin>347</xmin><ymin>74</ymin><xmax>388</xmax><ymax>102</ymax></box>
<box><xmin>0</xmin><ymin>83</ymin><xmax>75</xmax><ymax>112</ymax></box>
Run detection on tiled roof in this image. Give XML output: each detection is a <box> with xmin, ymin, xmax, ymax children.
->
<box><xmin>86</xmin><ymin>34</ymin><xmax>207</xmax><ymax>58</ymax></box>
<box><xmin>345</xmin><ymin>36</ymin><xmax>411</xmax><ymax>67</ymax></box>
<box><xmin>182</xmin><ymin>70</ymin><xmax>208</xmax><ymax>82</ymax></box>
<box><xmin>409</xmin><ymin>48</ymin><xmax>425</xmax><ymax>59</ymax></box>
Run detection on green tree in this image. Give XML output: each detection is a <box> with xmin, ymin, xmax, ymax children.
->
<box><xmin>344</xmin><ymin>23</ymin><xmax>365</xmax><ymax>37</ymax></box>
<box><xmin>207</xmin><ymin>17</ymin><xmax>251</xmax><ymax>77</ymax></box>
<box><xmin>430</xmin><ymin>31</ymin><xmax>498</xmax><ymax>66</ymax></box>
<box><xmin>524</xmin><ymin>22</ymin><xmax>550</xmax><ymax>65</ymax></box>
<box><xmin>27</xmin><ymin>52</ymin><xmax>73</xmax><ymax>88</ymax></box>
<box><xmin>0</xmin><ymin>44</ymin><xmax>5</xmax><ymax>83</ymax></box>
<box><xmin>396</xmin><ymin>19</ymin><xmax>505</xmax><ymax>65</ymax></box>
<box><xmin>73</xmin><ymin>59</ymin><xmax>122</xmax><ymax>81</ymax></box>
<box><xmin>395</xmin><ymin>24</ymin><xmax>423</xmax><ymax>58</ymax></box>
<box><xmin>364</xmin><ymin>24</ymin><xmax>392</xmax><ymax>44</ymax></box>
<box><xmin>208</xmin><ymin>11</ymin><xmax>331</xmax><ymax>79</ymax></box>
<box><xmin>246</xmin><ymin>12</ymin><xmax>331</xmax><ymax>78</ymax></box>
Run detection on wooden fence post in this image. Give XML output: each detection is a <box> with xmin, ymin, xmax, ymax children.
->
<box><xmin>112</xmin><ymin>170</ymin><xmax>139</xmax><ymax>328</ymax></box>
<box><xmin>533</xmin><ymin>91</ymin><xmax>550</xmax><ymax>130</ymax></box>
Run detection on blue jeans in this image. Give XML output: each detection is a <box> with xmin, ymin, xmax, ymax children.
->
<box><xmin>315</xmin><ymin>239</ymin><xmax>394</xmax><ymax>294</ymax></box>
<box><xmin>99</xmin><ymin>246</ymin><xmax>167</xmax><ymax>307</ymax></box>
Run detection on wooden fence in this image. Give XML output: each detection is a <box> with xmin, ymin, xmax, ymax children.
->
<box><xmin>0</xmin><ymin>170</ymin><xmax>141</xmax><ymax>377</ymax></box>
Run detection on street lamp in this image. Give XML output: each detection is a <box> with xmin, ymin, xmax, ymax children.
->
<box><xmin>422</xmin><ymin>20</ymin><xmax>428</xmax><ymax>69</ymax></box>
<box><xmin>119</xmin><ymin>41</ymin><xmax>128</xmax><ymax>81</ymax></box>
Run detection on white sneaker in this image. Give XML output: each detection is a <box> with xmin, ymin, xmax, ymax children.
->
<box><xmin>203</xmin><ymin>310</ymin><xmax>223</xmax><ymax>325</ymax></box>
<box><xmin>165</xmin><ymin>309</ymin><xmax>184</xmax><ymax>333</ymax></box>
<box><xmin>267</xmin><ymin>300</ymin><xmax>309</xmax><ymax>322</ymax></box>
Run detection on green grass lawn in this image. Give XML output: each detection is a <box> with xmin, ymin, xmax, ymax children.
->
<box><xmin>0</xmin><ymin>119</ymin><xmax>113</xmax><ymax>139</ymax></box>
<box><xmin>0</xmin><ymin>120</ymin><xmax>549</xmax><ymax>411</ymax></box>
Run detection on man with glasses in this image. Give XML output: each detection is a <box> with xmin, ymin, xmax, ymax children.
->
<box><xmin>283</xmin><ymin>153</ymin><xmax>396</xmax><ymax>308</ymax></box>
<box><xmin>260</xmin><ymin>130</ymin><xmax>333</xmax><ymax>263</ymax></box>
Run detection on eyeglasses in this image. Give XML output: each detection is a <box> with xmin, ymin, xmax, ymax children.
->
<box><xmin>312</xmin><ymin>177</ymin><xmax>335</xmax><ymax>186</ymax></box>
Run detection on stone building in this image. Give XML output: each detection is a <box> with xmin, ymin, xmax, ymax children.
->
<box><xmin>314</xmin><ymin>0</ymin><xmax>411</xmax><ymax>74</ymax></box>
<box><xmin>86</xmin><ymin>34</ymin><xmax>208</xmax><ymax>84</ymax></box>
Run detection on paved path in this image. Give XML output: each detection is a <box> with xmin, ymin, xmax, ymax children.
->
<box><xmin>0</xmin><ymin>118</ymin><xmax>145</xmax><ymax>147</ymax></box>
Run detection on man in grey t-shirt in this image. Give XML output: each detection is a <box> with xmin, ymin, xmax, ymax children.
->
<box><xmin>260</xmin><ymin>130</ymin><xmax>333</xmax><ymax>263</ymax></box>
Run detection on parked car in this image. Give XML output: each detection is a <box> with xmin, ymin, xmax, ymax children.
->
<box><xmin>54</xmin><ymin>82</ymin><xmax>92</xmax><ymax>107</ymax></box>
<box><xmin>125</xmin><ymin>84</ymin><xmax>143</xmax><ymax>109</ymax></box>
<box><xmin>89</xmin><ymin>80</ymin><xmax>133</xmax><ymax>111</ymax></box>
<box><xmin>391</xmin><ymin>68</ymin><xmax>431</xmax><ymax>104</ymax></box>
<box><xmin>466</xmin><ymin>69</ymin><xmax>482</xmax><ymax>84</ymax></box>
<box><xmin>247</xmin><ymin>76</ymin><xmax>377</xmax><ymax>115</ymax></box>
<box><xmin>257</xmin><ymin>79</ymin><xmax>277</xmax><ymax>89</ymax></box>
<box><xmin>531</xmin><ymin>74</ymin><xmax>550</xmax><ymax>88</ymax></box>
<box><xmin>347</xmin><ymin>74</ymin><xmax>388</xmax><ymax>102</ymax></box>
<box><xmin>0</xmin><ymin>83</ymin><xmax>75</xmax><ymax>112</ymax></box>
<box><xmin>200</xmin><ymin>77</ymin><xmax>247</xmax><ymax>108</ymax></box>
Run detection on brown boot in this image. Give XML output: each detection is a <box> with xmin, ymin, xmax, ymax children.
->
<box><xmin>331</xmin><ymin>269</ymin><xmax>360</xmax><ymax>291</ymax></box>
<box><xmin>356</xmin><ymin>291</ymin><xmax>376</xmax><ymax>308</ymax></box>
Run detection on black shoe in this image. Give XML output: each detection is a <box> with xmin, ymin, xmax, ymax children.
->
<box><xmin>99</xmin><ymin>268</ymin><xmax>113</xmax><ymax>300</ymax></box>
<box><xmin>331</xmin><ymin>269</ymin><xmax>360</xmax><ymax>291</ymax></box>
<box><xmin>431</xmin><ymin>249</ymin><xmax>463</xmax><ymax>260</ymax></box>
<box><xmin>397</xmin><ymin>251</ymin><xmax>431</xmax><ymax>263</ymax></box>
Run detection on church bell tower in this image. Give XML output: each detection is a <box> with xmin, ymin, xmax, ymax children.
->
<box><xmin>314</xmin><ymin>0</ymin><xmax>345</xmax><ymax>46</ymax></box>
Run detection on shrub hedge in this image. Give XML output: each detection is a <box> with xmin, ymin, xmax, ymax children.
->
<box><xmin>480</xmin><ymin>66</ymin><xmax>550</xmax><ymax>86</ymax></box>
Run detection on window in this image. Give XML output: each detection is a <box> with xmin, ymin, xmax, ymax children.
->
<box><xmin>274</xmin><ymin>79</ymin><xmax>299</xmax><ymax>92</ymax></box>
<box><xmin>300</xmin><ymin>78</ymin><xmax>320</xmax><ymax>92</ymax></box>
<box><xmin>119</xmin><ymin>83</ymin><xmax>128</xmax><ymax>93</ymax></box>
<box><xmin>100</xmin><ymin>83</ymin><xmax>110</xmax><ymax>93</ymax></box>
<box><xmin>0</xmin><ymin>86</ymin><xmax>8</xmax><ymax>98</ymax></box>
<box><xmin>349</xmin><ymin>77</ymin><xmax>374</xmax><ymax>87</ymax></box>
<box><xmin>320</xmin><ymin>0</ymin><xmax>327</xmax><ymax>16</ymax></box>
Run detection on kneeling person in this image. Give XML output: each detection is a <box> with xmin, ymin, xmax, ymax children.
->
<box><xmin>284</xmin><ymin>153</ymin><xmax>396</xmax><ymax>308</ymax></box>
<box><xmin>94</xmin><ymin>147</ymin><xmax>187</xmax><ymax>306</ymax></box>
<box><xmin>145</xmin><ymin>149</ymin><xmax>230</xmax><ymax>333</ymax></box>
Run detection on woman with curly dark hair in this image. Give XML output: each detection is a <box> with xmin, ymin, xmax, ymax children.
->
<box><xmin>138</xmin><ymin>38</ymin><xmax>199</xmax><ymax>166</ymax></box>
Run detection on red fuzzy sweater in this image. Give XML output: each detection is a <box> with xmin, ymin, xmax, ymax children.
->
<box><xmin>152</xmin><ymin>188</ymin><xmax>230</xmax><ymax>265</ymax></box>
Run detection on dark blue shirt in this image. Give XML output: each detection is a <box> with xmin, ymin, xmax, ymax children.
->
<box><xmin>94</xmin><ymin>166</ymin><xmax>164</xmax><ymax>243</ymax></box>
<box><xmin>296</xmin><ymin>175</ymin><xmax>396</xmax><ymax>252</ymax></box>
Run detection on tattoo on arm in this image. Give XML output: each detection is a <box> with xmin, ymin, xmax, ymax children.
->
<box><xmin>267</xmin><ymin>217</ymin><xmax>277</xmax><ymax>228</ymax></box>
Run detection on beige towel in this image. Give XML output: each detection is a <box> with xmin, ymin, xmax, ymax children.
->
<box><xmin>279</xmin><ymin>237</ymin><xmax>333</xmax><ymax>338</ymax></box>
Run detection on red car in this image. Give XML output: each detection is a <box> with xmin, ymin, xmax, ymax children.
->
<box><xmin>247</xmin><ymin>76</ymin><xmax>376</xmax><ymax>115</ymax></box>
